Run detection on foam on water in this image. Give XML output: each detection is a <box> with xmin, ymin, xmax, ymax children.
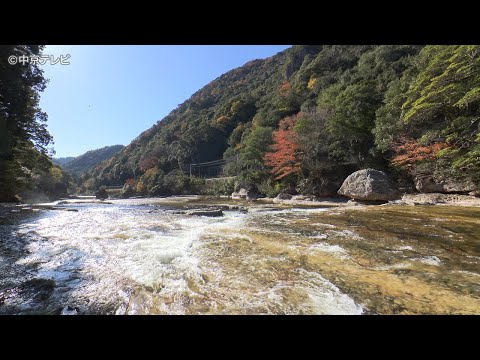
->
<box><xmin>10</xmin><ymin>199</ymin><xmax>363</xmax><ymax>314</ymax></box>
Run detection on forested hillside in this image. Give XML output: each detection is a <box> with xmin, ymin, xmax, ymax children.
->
<box><xmin>52</xmin><ymin>157</ymin><xmax>75</xmax><ymax>166</ymax></box>
<box><xmin>53</xmin><ymin>145</ymin><xmax>124</xmax><ymax>176</ymax></box>
<box><xmin>0</xmin><ymin>45</ymin><xmax>73</xmax><ymax>202</ymax></box>
<box><xmin>79</xmin><ymin>45</ymin><xmax>480</xmax><ymax>197</ymax></box>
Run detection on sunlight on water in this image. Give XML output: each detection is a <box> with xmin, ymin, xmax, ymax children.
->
<box><xmin>1</xmin><ymin>198</ymin><xmax>479</xmax><ymax>314</ymax></box>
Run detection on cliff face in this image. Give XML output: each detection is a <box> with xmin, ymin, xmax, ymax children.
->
<box><xmin>80</xmin><ymin>45</ymin><xmax>480</xmax><ymax>197</ymax></box>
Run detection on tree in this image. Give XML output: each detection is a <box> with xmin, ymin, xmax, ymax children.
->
<box><xmin>264</xmin><ymin>115</ymin><xmax>301</xmax><ymax>180</ymax></box>
<box><xmin>0</xmin><ymin>45</ymin><xmax>56</xmax><ymax>201</ymax></box>
<box><xmin>239</xmin><ymin>126</ymin><xmax>273</xmax><ymax>183</ymax></box>
<box><xmin>294</xmin><ymin>109</ymin><xmax>333</xmax><ymax>179</ymax></box>
<box><xmin>319</xmin><ymin>82</ymin><xmax>382</xmax><ymax>166</ymax></box>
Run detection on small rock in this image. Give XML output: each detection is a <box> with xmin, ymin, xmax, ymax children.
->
<box><xmin>187</xmin><ymin>209</ymin><xmax>224</xmax><ymax>217</ymax></box>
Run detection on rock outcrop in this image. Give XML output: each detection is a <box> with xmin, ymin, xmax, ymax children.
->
<box><xmin>338</xmin><ymin>169</ymin><xmax>399</xmax><ymax>201</ymax></box>
<box><xmin>415</xmin><ymin>176</ymin><xmax>477</xmax><ymax>194</ymax></box>
<box><xmin>231</xmin><ymin>182</ymin><xmax>259</xmax><ymax>200</ymax></box>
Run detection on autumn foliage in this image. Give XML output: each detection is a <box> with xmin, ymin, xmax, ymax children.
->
<box><xmin>263</xmin><ymin>115</ymin><xmax>302</xmax><ymax>180</ymax></box>
<box><xmin>280</xmin><ymin>81</ymin><xmax>291</xmax><ymax>95</ymax></box>
<box><xmin>391</xmin><ymin>138</ymin><xmax>447</xmax><ymax>168</ymax></box>
<box><xmin>139</xmin><ymin>155</ymin><xmax>158</xmax><ymax>171</ymax></box>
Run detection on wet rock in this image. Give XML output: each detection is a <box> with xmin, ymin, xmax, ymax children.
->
<box><xmin>61</xmin><ymin>305</ymin><xmax>78</xmax><ymax>315</ymax></box>
<box><xmin>187</xmin><ymin>209</ymin><xmax>224</xmax><ymax>217</ymax></box>
<box><xmin>23</xmin><ymin>278</ymin><xmax>55</xmax><ymax>301</ymax></box>
<box><xmin>338</xmin><ymin>169</ymin><xmax>400</xmax><ymax>201</ymax></box>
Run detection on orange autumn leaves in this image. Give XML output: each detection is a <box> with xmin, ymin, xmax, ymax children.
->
<box><xmin>391</xmin><ymin>138</ymin><xmax>447</xmax><ymax>168</ymax></box>
<box><xmin>263</xmin><ymin>114</ymin><xmax>302</xmax><ymax>180</ymax></box>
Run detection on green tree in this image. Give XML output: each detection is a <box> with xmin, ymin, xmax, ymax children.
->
<box><xmin>239</xmin><ymin>126</ymin><xmax>273</xmax><ymax>183</ymax></box>
<box><xmin>0</xmin><ymin>45</ymin><xmax>56</xmax><ymax>201</ymax></box>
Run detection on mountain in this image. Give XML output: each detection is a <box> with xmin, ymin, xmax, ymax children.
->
<box><xmin>52</xmin><ymin>157</ymin><xmax>75</xmax><ymax>166</ymax></box>
<box><xmin>55</xmin><ymin>145</ymin><xmax>124</xmax><ymax>176</ymax></box>
<box><xmin>80</xmin><ymin>45</ymin><xmax>480</xmax><ymax>197</ymax></box>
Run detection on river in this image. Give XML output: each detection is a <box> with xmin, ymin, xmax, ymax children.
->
<box><xmin>1</xmin><ymin>196</ymin><xmax>479</xmax><ymax>314</ymax></box>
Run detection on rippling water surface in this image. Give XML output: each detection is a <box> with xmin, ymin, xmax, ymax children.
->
<box><xmin>1</xmin><ymin>197</ymin><xmax>479</xmax><ymax>314</ymax></box>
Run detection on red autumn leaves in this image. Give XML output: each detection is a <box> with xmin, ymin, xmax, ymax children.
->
<box><xmin>263</xmin><ymin>115</ymin><xmax>302</xmax><ymax>180</ymax></box>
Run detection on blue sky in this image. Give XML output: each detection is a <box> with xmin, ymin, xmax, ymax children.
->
<box><xmin>39</xmin><ymin>45</ymin><xmax>290</xmax><ymax>157</ymax></box>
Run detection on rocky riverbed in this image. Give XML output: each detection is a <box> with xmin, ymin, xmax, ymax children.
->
<box><xmin>1</xmin><ymin>195</ymin><xmax>479</xmax><ymax>314</ymax></box>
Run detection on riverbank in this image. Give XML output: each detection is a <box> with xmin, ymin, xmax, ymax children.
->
<box><xmin>257</xmin><ymin>192</ymin><xmax>480</xmax><ymax>208</ymax></box>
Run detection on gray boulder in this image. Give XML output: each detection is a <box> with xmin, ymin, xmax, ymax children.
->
<box><xmin>338</xmin><ymin>169</ymin><xmax>399</xmax><ymax>201</ymax></box>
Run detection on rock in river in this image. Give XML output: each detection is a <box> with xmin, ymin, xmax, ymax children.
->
<box><xmin>338</xmin><ymin>168</ymin><xmax>399</xmax><ymax>201</ymax></box>
<box><xmin>187</xmin><ymin>209</ymin><xmax>224</xmax><ymax>217</ymax></box>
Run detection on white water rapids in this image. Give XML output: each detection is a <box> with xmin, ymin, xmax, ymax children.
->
<box><xmin>1</xmin><ymin>198</ymin><xmax>363</xmax><ymax>314</ymax></box>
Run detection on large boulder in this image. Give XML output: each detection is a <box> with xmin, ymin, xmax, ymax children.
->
<box><xmin>338</xmin><ymin>169</ymin><xmax>399</xmax><ymax>201</ymax></box>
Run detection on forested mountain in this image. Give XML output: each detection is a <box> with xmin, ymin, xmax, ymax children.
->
<box><xmin>53</xmin><ymin>145</ymin><xmax>124</xmax><ymax>176</ymax></box>
<box><xmin>0</xmin><ymin>45</ymin><xmax>73</xmax><ymax>202</ymax></box>
<box><xmin>52</xmin><ymin>157</ymin><xmax>75</xmax><ymax>166</ymax></box>
<box><xmin>76</xmin><ymin>45</ymin><xmax>479</xmax><ymax>197</ymax></box>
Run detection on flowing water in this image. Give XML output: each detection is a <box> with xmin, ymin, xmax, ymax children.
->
<box><xmin>1</xmin><ymin>197</ymin><xmax>479</xmax><ymax>314</ymax></box>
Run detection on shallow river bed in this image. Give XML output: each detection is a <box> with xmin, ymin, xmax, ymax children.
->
<box><xmin>1</xmin><ymin>197</ymin><xmax>479</xmax><ymax>314</ymax></box>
